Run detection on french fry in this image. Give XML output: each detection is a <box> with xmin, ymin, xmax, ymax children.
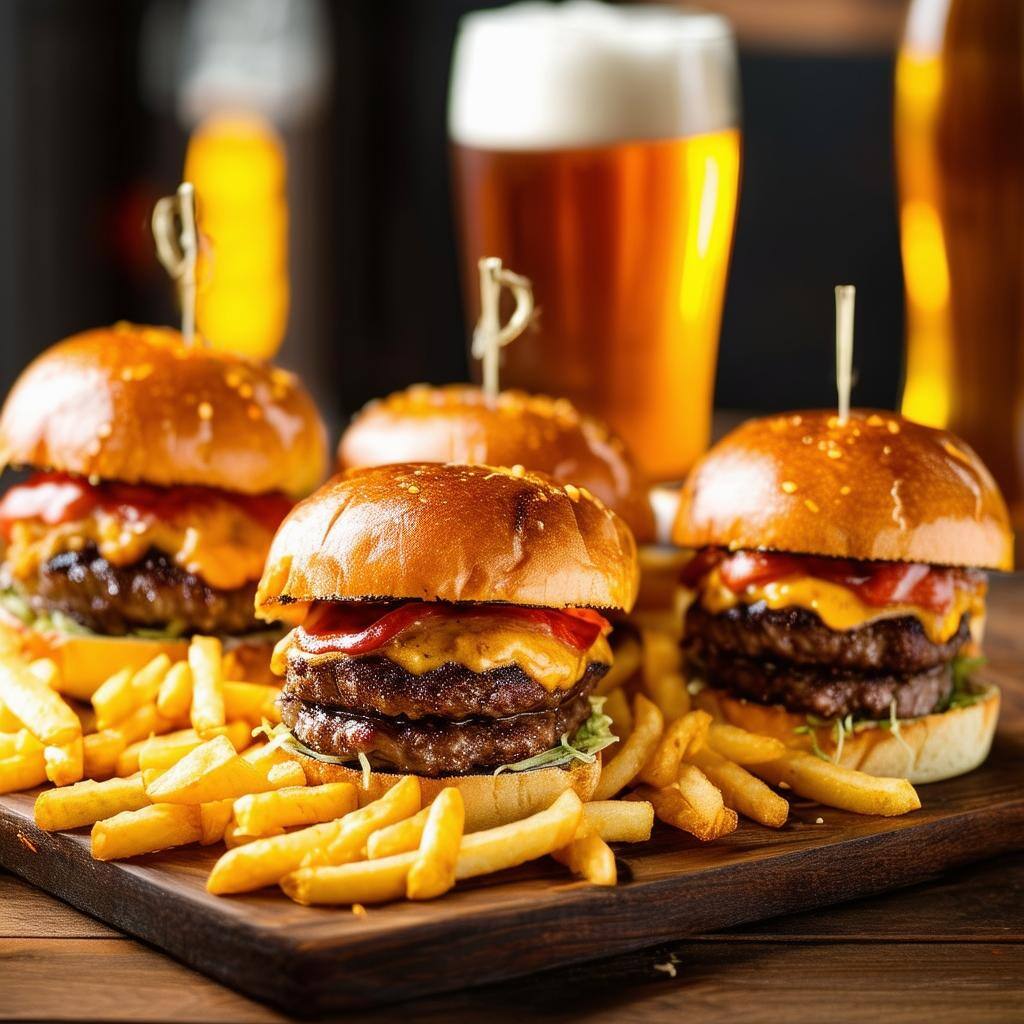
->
<box><xmin>266</xmin><ymin>760</ymin><xmax>306</xmax><ymax>790</ymax></box>
<box><xmin>283</xmin><ymin>851</ymin><xmax>415</xmax><ymax>906</ymax></box>
<box><xmin>157</xmin><ymin>662</ymin><xmax>192</xmax><ymax>721</ymax></box>
<box><xmin>553</xmin><ymin>827</ymin><xmax>617</xmax><ymax>886</ymax></box>
<box><xmin>677</xmin><ymin>762</ymin><xmax>725</xmax><ymax>822</ymax></box>
<box><xmin>641</xmin><ymin>631</ymin><xmax>690</xmax><ymax>720</ymax></box>
<box><xmin>706</xmin><ymin>723</ymin><xmax>787</xmax><ymax>765</ymax></box>
<box><xmin>603</xmin><ymin>687</ymin><xmax>632</xmax><ymax>742</ymax></box>
<box><xmin>639</xmin><ymin>710</ymin><xmax>712</xmax><ymax>789</ymax></box>
<box><xmin>116</xmin><ymin>739</ymin><xmax>148</xmax><ymax>778</ymax></box>
<box><xmin>189</xmin><ymin>636</ymin><xmax>225</xmax><ymax>738</ymax></box>
<box><xmin>0</xmin><ymin>699</ymin><xmax>23</xmax><ymax>731</ymax></box>
<box><xmin>138</xmin><ymin>721</ymin><xmax>251</xmax><ymax>773</ymax></box>
<box><xmin>207</xmin><ymin>819</ymin><xmax>342</xmax><ymax>893</ymax></box>
<box><xmin>594</xmin><ymin>635</ymin><xmax>642</xmax><ymax>695</ymax></box>
<box><xmin>141</xmin><ymin>768</ymin><xmax>166</xmax><ymax>789</ymax></box>
<box><xmin>233</xmin><ymin>782</ymin><xmax>357</xmax><ymax>837</ymax></box>
<box><xmin>145</xmin><ymin>735</ymin><xmax>274</xmax><ymax>805</ymax></box>
<box><xmin>0</xmin><ymin>729</ymin><xmax>41</xmax><ymax>758</ymax></box>
<box><xmin>28</xmin><ymin>658</ymin><xmax>59</xmax><ymax>688</ymax></box>
<box><xmin>0</xmin><ymin>654</ymin><xmax>81</xmax><ymax>747</ymax></box>
<box><xmin>689</xmin><ymin>746</ymin><xmax>789</xmax><ymax>828</ymax></box>
<box><xmin>628</xmin><ymin>782</ymin><xmax>737</xmax><ymax>842</ymax></box>
<box><xmin>199</xmin><ymin>798</ymin><xmax>235</xmax><ymax>845</ymax></box>
<box><xmin>35</xmin><ymin>774</ymin><xmax>149</xmax><ymax>831</ymax></box>
<box><xmin>224</xmin><ymin>821</ymin><xmax>285</xmax><ymax>849</ymax></box>
<box><xmin>91</xmin><ymin>803</ymin><xmax>203</xmax><ymax>860</ymax></box>
<box><xmin>223</xmin><ymin>681</ymin><xmax>282</xmax><ymax>725</ymax></box>
<box><xmin>132</xmin><ymin>655</ymin><xmax>172</xmax><ymax>704</ymax></box>
<box><xmin>592</xmin><ymin>693</ymin><xmax>663</xmax><ymax>800</ymax></box>
<box><xmin>406</xmin><ymin>787</ymin><xmax>464</xmax><ymax>900</ymax></box>
<box><xmin>240</xmin><ymin>741</ymin><xmax>297</xmax><ymax>771</ymax></box>
<box><xmin>83</xmin><ymin>730</ymin><xmax>127</xmax><ymax>780</ymax></box>
<box><xmin>305</xmin><ymin>775</ymin><xmax>422</xmax><ymax>868</ymax></box>
<box><xmin>581</xmin><ymin>800</ymin><xmax>654</xmax><ymax>843</ymax></box>
<box><xmin>44</xmin><ymin>736</ymin><xmax>84</xmax><ymax>787</ymax></box>
<box><xmin>91</xmin><ymin>668</ymin><xmax>137</xmax><ymax>729</ymax></box>
<box><xmin>0</xmin><ymin>749</ymin><xmax>47</xmax><ymax>794</ymax></box>
<box><xmin>366</xmin><ymin>806</ymin><xmax>430</xmax><ymax>859</ymax></box>
<box><xmin>111</xmin><ymin>703</ymin><xmax>161</xmax><ymax>748</ymax></box>
<box><xmin>752</xmin><ymin>750</ymin><xmax>921</xmax><ymax>817</ymax></box>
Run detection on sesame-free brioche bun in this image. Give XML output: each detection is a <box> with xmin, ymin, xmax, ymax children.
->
<box><xmin>338</xmin><ymin>385</ymin><xmax>655</xmax><ymax>543</ymax></box>
<box><xmin>297</xmin><ymin>752</ymin><xmax>602</xmax><ymax>831</ymax></box>
<box><xmin>256</xmin><ymin>462</ymin><xmax>639</xmax><ymax>617</ymax></box>
<box><xmin>0</xmin><ymin>323</ymin><xmax>327</xmax><ymax>497</ymax></box>
<box><xmin>674</xmin><ymin>409</ymin><xmax>1012</xmax><ymax>570</ymax></box>
<box><xmin>695</xmin><ymin>683</ymin><xmax>1000</xmax><ymax>784</ymax></box>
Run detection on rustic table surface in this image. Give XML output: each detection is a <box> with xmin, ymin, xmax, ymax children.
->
<box><xmin>2</xmin><ymin>574</ymin><xmax>1021</xmax><ymax>1024</ymax></box>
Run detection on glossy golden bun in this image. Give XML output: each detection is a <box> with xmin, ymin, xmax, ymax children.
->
<box><xmin>674</xmin><ymin>409</ymin><xmax>1013</xmax><ymax>570</ymax></box>
<box><xmin>0</xmin><ymin>323</ymin><xmax>328</xmax><ymax>497</ymax></box>
<box><xmin>695</xmin><ymin>684</ymin><xmax>1000</xmax><ymax>784</ymax></box>
<box><xmin>338</xmin><ymin>385</ymin><xmax>655</xmax><ymax>543</ymax></box>
<box><xmin>256</xmin><ymin>462</ymin><xmax>639</xmax><ymax>617</ymax></box>
<box><xmin>297</xmin><ymin>753</ymin><xmax>601</xmax><ymax>831</ymax></box>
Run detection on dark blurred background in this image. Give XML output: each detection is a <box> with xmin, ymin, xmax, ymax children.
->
<box><xmin>0</xmin><ymin>0</ymin><xmax>906</xmax><ymax>438</ymax></box>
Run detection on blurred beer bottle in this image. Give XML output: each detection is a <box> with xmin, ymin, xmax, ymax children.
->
<box><xmin>449</xmin><ymin>3</ymin><xmax>741</xmax><ymax>483</ymax></box>
<box><xmin>897</xmin><ymin>0</ymin><xmax>1024</xmax><ymax>546</ymax></box>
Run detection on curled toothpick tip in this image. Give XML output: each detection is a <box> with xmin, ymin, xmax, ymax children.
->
<box><xmin>152</xmin><ymin>181</ymin><xmax>202</xmax><ymax>348</ymax></box>
<box><xmin>834</xmin><ymin>284</ymin><xmax>855</xmax><ymax>426</ymax></box>
<box><xmin>472</xmin><ymin>256</ymin><xmax>534</xmax><ymax>399</ymax></box>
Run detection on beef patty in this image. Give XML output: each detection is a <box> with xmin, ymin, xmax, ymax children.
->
<box><xmin>2</xmin><ymin>545</ymin><xmax>260</xmax><ymax>636</ymax></box>
<box><xmin>283</xmin><ymin>651</ymin><xmax>608</xmax><ymax>720</ymax></box>
<box><xmin>279</xmin><ymin>684</ymin><xmax>597</xmax><ymax>775</ymax></box>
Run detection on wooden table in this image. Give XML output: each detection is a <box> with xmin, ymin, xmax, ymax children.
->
<box><xmin>2</xmin><ymin>575</ymin><xmax>1022</xmax><ymax>1024</ymax></box>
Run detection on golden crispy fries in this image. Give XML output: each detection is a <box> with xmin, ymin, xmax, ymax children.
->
<box><xmin>233</xmin><ymin>782</ymin><xmax>357</xmax><ymax>837</ymax></box>
<box><xmin>132</xmin><ymin>655</ymin><xmax>172</xmax><ymax>704</ymax></box>
<box><xmin>366</xmin><ymin>806</ymin><xmax>430</xmax><ymax>859</ymax></box>
<box><xmin>138</xmin><ymin>722</ymin><xmax>251</xmax><ymax>773</ymax></box>
<box><xmin>641</xmin><ymin>630</ymin><xmax>690</xmax><ymax>720</ymax></box>
<box><xmin>406</xmin><ymin>788</ymin><xmax>464</xmax><ymax>900</ymax></box>
<box><xmin>156</xmin><ymin>662</ymin><xmax>192</xmax><ymax>721</ymax></box>
<box><xmin>593</xmin><ymin>693</ymin><xmax>663</xmax><ymax>800</ymax></box>
<box><xmin>141</xmin><ymin>768</ymin><xmax>166</xmax><ymax>789</ymax></box>
<box><xmin>0</xmin><ymin>654</ymin><xmax>80</xmax><ymax>747</ymax></box>
<box><xmin>28</xmin><ymin>658</ymin><xmax>59</xmax><ymax>688</ymax></box>
<box><xmin>0</xmin><ymin>699</ymin><xmax>23</xmax><ymax>731</ymax></box>
<box><xmin>645</xmin><ymin>672</ymin><xmax>691</xmax><ymax>722</ymax></box>
<box><xmin>639</xmin><ymin>710</ymin><xmax>712</xmax><ymax>789</ymax></box>
<box><xmin>581</xmin><ymin>800</ymin><xmax>654</xmax><ymax>843</ymax></box>
<box><xmin>208</xmin><ymin>820</ymin><xmax>341</xmax><ymax>893</ymax></box>
<box><xmin>629</xmin><ymin>782</ymin><xmax>737</xmax><ymax>842</ymax></box>
<box><xmin>706</xmin><ymin>723</ymin><xmax>787</xmax><ymax>765</ymax></box>
<box><xmin>266</xmin><ymin>760</ymin><xmax>306</xmax><ymax>789</ymax></box>
<box><xmin>145</xmin><ymin>735</ymin><xmax>273</xmax><ymax>805</ymax></box>
<box><xmin>223</xmin><ymin>681</ymin><xmax>281</xmax><ymax>725</ymax></box>
<box><xmin>189</xmin><ymin>636</ymin><xmax>225</xmax><ymax>738</ymax></box>
<box><xmin>44</xmin><ymin>737</ymin><xmax>84</xmax><ymax>787</ymax></box>
<box><xmin>690</xmin><ymin>746</ymin><xmax>789</xmax><ymax>828</ymax></box>
<box><xmin>0</xmin><ymin>729</ymin><xmax>41</xmax><ymax>758</ymax></box>
<box><xmin>35</xmin><ymin>774</ymin><xmax>150</xmax><ymax>831</ymax></box>
<box><xmin>224</xmin><ymin>821</ymin><xmax>285</xmax><ymax>848</ymax></box>
<box><xmin>116</xmin><ymin>739</ymin><xmax>148</xmax><ymax>778</ymax></box>
<box><xmin>83</xmin><ymin>730</ymin><xmax>126</xmax><ymax>780</ymax></box>
<box><xmin>91</xmin><ymin>803</ymin><xmax>203</xmax><ymax>860</ymax></box>
<box><xmin>677</xmin><ymin>762</ymin><xmax>725</xmax><ymax>820</ymax></box>
<box><xmin>603</xmin><ymin>687</ymin><xmax>632</xmax><ymax>742</ymax></box>
<box><xmin>594</xmin><ymin>635</ymin><xmax>642</xmax><ymax>695</ymax></box>
<box><xmin>553</xmin><ymin>827</ymin><xmax>617</xmax><ymax>886</ymax></box>
<box><xmin>199</xmin><ymin>798</ymin><xmax>235</xmax><ymax>845</ymax></box>
<box><xmin>91</xmin><ymin>668</ymin><xmax>137</xmax><ymax>729</ymax></box>
<box><xmin>111</xmin><ymin>704</ymin><xmax>158</xmax><ymax>749</ymax></box>
<box><xmin>240</xmin><ymin>741</ymin><xmax>296</xmax><ymax>771</ymax></box>
<box><xmin>752</xmin><ymin>751</ymin><xmax>921</xmax><ymax>816</ymax></box>
<box><xmin>282</xmin><ymin>790</ymin><xmax>584</xmax><ymax>906</ymax></box>
<box><xmin>0</xmin><ymin>750</ymin><xmax>47</xmax><ymax>794</ymax></box>
<box><xmin>307</xmin><ymin>775</ymin><xmax>423</xmax><ymax>868</ymax></box>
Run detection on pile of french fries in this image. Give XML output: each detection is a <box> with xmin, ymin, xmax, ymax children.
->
<box><xmin>0</xmin><ymin>623</ymin><xmax>921</xmax><ymax>910</ymax></box>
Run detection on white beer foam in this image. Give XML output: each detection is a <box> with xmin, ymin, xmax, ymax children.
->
<box><xmin>449</xmin><ymin>1</ymin><xmax>739</xmax><ymax>150</ymax></box>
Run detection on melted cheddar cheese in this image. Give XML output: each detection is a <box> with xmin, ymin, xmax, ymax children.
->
<box><xmin>3</xmin><ymin>505</ymin><xmax>273</xmax><ymax>592</ymax></box>
<box><xmin>699</xmin><ymin>569</ymin><xmax>984</xmax><ymax>645</ymax></box>
<box><xmin>275</xmin><ymin>617</ymin><xmax>613</xmax><ymax>691</ymax></box>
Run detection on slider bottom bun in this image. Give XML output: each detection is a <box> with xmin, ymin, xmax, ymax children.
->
<box><xmin>695</xmin><ymin>684</ymin><xmax>1000</xmax><ymax>785</ymax></box>
<box><xmin>297</xmin><ymin>752</ymin><xmax>602</xmax><ymax>831</ymax></box>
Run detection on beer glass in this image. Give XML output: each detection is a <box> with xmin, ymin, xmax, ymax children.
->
<box><xmin>449</xmin><ymin>2</ymin><xmax>741</xmax><ymax>482</ymax></box>
<box><xmin>897</xmin><ymin>0</ymin><xmax>1024</xmax><ymax>545</ymax></box>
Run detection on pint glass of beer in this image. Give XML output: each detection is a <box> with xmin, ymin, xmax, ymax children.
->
<box><xmin>449</xmin><ymin>2</ymin><xmax>741</xmax><ymax>481</ymax></box>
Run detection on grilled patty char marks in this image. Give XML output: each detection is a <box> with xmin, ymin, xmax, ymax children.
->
<box><xmin>283</xmin><ymin>651</ymin><xmax>608</xmax><ymax>720</ymax></box>
<box><xmin>279</xmin><ymin>684</ymin><xmax>597</xmax><ymax>775</ymax></box>
<box><xmin>2</xmin><ymin>544</ymin><xmax>260</xmax><ymax>636</ymax></box>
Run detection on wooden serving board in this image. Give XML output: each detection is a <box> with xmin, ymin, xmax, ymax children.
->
<box><xmin>1</xmin><ymin>719</ymin><xmax>1023</xmax><ymax>1016</ymax></box>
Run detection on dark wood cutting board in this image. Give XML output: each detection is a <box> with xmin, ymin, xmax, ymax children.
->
<box><xmin>1</xmin><ymin>717</ymin><xmax>1022</xmax><ymax>1016</ymax></box>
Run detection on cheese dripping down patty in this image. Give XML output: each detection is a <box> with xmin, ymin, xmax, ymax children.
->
<box><xmin>274</xmin><ymin>613</ymin><xmax>614</xmax><ymax>692</ymax></box>
<box><xmin>695</xmin><ymin>568</ymin><xmax>986</xmax><ymax>646</ymax></box>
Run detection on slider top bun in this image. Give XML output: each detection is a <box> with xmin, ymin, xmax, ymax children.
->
<box><xmin>337</xmin><ymin>384</ymin><xmax>655</xmax><ymax>543</ymax></box>
<box><xmin>674</xmin><ymin>408</ymin><xmax>1013</xmax><ymax>571</ymax></box>
<box><xmin>256</xmin><ymin>461</ymin><xmax>640</xmax><ymax>617</ymax></box>
<box><xmin>0</xmin><ymin>323</ymin><xmax>328</xmax><ymax>498</ymax></box>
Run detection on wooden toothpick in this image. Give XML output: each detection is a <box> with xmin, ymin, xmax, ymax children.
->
<box><xmin>152</xmin><ymin>182</ymin><xmax>201</xmax><ymax>346</ymax></box>
<box><xmin>834</xmin><ymin>284</ymin><xmax>855</xmax><ymax>424</ymax></box>
<box><xmin>471</xmin><ymin>257</ymin><xmax>534</xmax><ymax>398</ymax></box>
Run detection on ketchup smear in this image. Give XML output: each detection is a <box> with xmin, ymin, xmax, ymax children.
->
<box><xmin>0</xmin><ymin>471</ymin><xmax>292</xmax><ymax>538</ymax></box>
<box><xmin>680</xmin><ymin>548</ymin><xmax>981</xmax><ymax>616</ymax></box>
<box><xmin>299</xmin><ymin>601</ymin><xmax>611</xmax><ymax>656</ymax></box>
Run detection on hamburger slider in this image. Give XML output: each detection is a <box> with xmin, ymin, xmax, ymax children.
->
<box><xmin>674</xmin><ymin>409</ymin><xmax>1012</xmax><ymax>783</ymax></box>
<box><xmin>256</xmin><ymin>462</ymin><xmax>638</xmax><ymax>815</ymax></box>
<box><xmin>0</xmin><ymin>323</ymin><xmax>327</xmax><ymax>691</ymax></box>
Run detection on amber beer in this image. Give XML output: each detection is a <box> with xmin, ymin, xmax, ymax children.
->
<box><xmin>449</xmin><ymin>4</ymin><xmax>740</xmax><ymax>482</ymax></box>
<box><xmin>897</xmin><ymin>0</ymin><xmax>1024</xmax><ymax>541</ymax></box>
